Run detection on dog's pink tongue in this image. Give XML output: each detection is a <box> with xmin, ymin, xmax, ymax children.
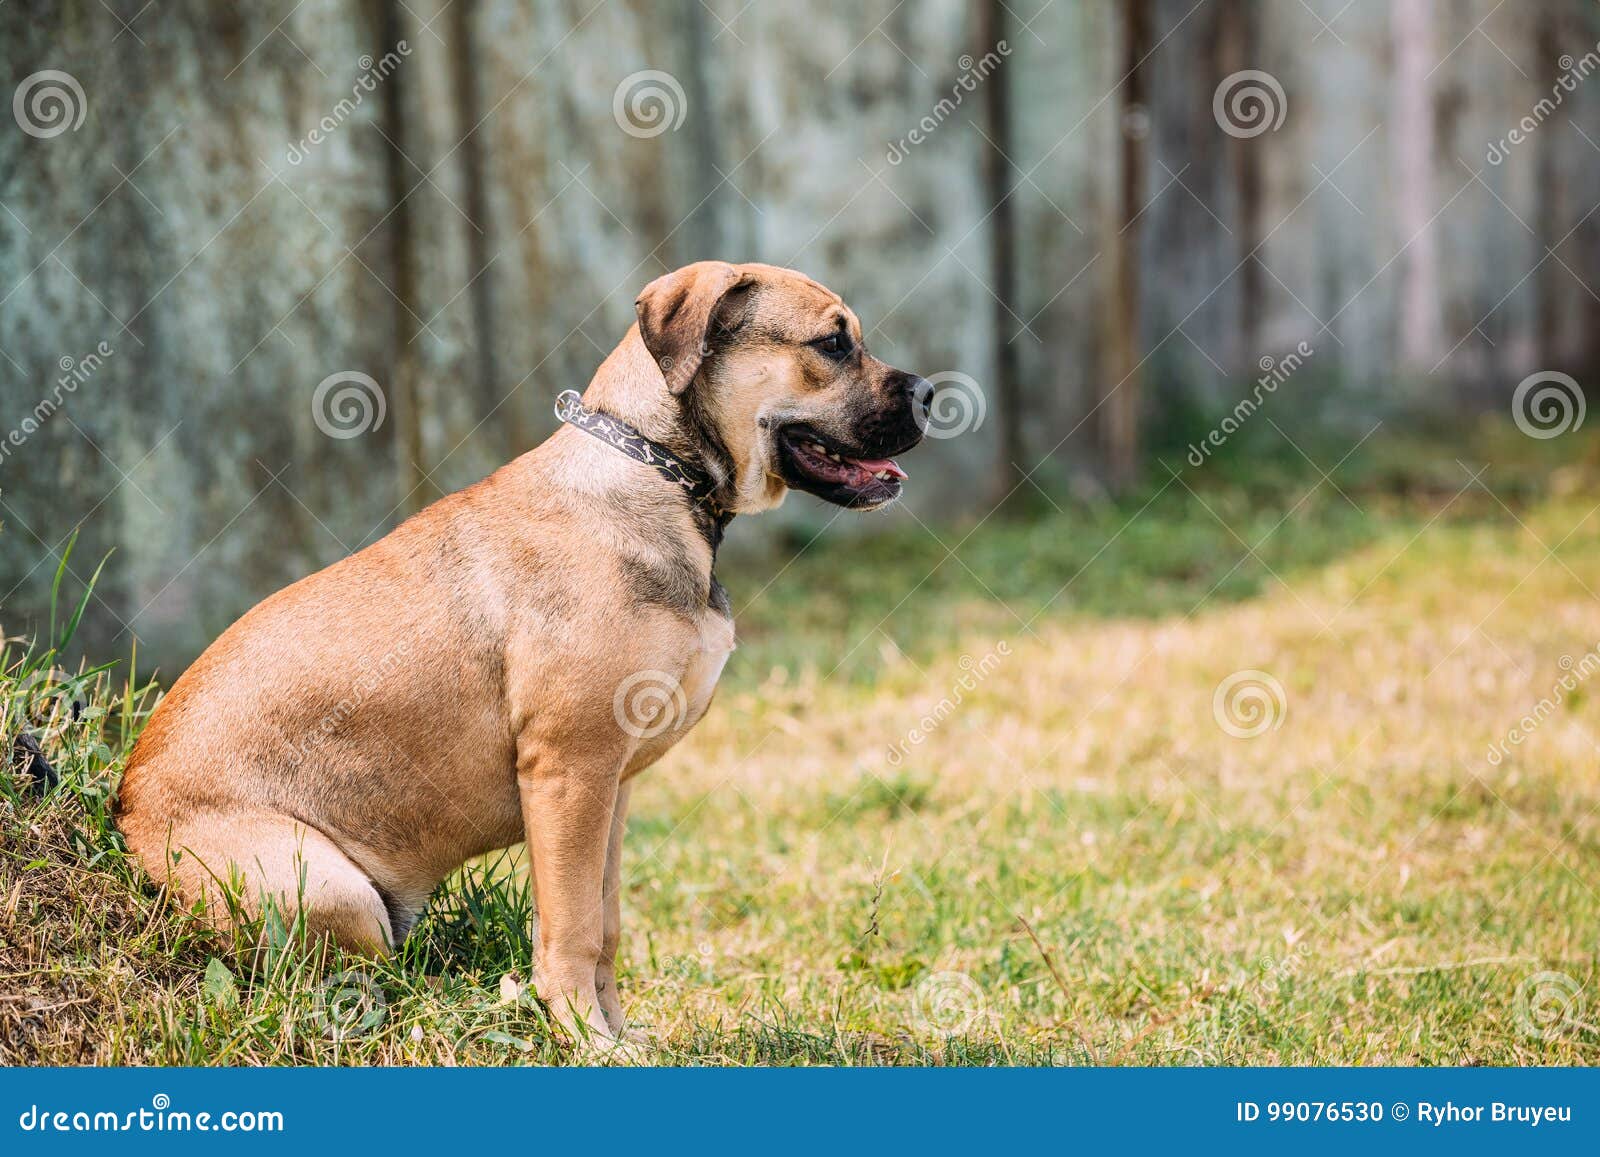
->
<box><xmin>851</xmin><ymin>456</ymin><xmax>908</xmax><ymax>480</ymax></box>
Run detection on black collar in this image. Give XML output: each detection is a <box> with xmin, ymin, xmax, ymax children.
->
<box><xmin>555</xmin><ymin>390</ymin><xmax>735</xmax><ymax>542</ymax></box>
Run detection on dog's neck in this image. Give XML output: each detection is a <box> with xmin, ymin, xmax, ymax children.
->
<box><xmin>579</xmin><ymin>330</ymin><xmax>682</xmax><ymax>442</ymax></box>
<box><xmin>568</xmin><ymin>329</ymin><xmax>738</xmax><ymax>539</ymax></box>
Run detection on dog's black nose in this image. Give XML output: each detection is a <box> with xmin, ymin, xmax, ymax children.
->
<box><xmin>909</xmin><ymin>376</ymin><xmax>934</xmax><ymax>420</ymax></box>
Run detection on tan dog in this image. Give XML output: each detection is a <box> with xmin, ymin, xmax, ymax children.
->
<box><xmin>115</xmin><ymin>261</ymin><xmax>927</xmax><ymax>1041</ymax></box>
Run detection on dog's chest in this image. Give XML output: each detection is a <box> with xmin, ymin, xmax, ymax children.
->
<box><xmin>622</xmin><ymin>583</ymin><xmax>736</xmax><ymax>776</ymax></box>
<box><xmin>678</xmin><ymin>603</ymin><xmax>735</xmax><ymax>727</ymax></box>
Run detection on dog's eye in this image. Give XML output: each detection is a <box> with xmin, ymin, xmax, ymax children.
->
<box><xmin>812</xmin><ymin>333</ymin><xmax>853</xmax><ymax>359</ymax></box>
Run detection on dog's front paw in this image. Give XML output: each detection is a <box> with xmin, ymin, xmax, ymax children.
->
<box><xmin>570</xmin><ymin>1029</ymin><xmax>653</xmax><ymax>1066</ymax></box>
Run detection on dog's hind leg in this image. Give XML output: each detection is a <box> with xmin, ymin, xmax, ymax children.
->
<box><xmin>130</xmin><ymin>810</ymin><xmax>392</xmax><ymax>956</ymax></box>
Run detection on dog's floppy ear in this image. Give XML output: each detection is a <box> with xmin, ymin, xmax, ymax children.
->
<box><xmin>635</xmin><ymin>262</ymin><xmax>751</xmax><ymax>394</ymax></box>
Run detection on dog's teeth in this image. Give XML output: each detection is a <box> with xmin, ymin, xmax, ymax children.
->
<box><xmin>827</xmin><ymin>452</ymin><xmax>841</xmax><ymax>462</ymax></box>
<box><xmin>874</xmin><ymin>470</ymin><xmax>890</xmax><ymax>480</ymax></box>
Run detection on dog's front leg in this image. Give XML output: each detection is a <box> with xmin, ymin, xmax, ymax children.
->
<box><xmin>516</xmin><ymin>743</ymin><xmax>621</xmax><ymax>1043</ymax></box>
<box><xmin>596</xmin><ymin>779</ymin><xmax>632</xmax><ymax>1034</ymax></box>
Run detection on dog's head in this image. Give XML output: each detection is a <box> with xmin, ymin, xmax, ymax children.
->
<box><xmin>635</xmin><ymin>261</ymin><xmax>929</xmax><ymax>513</ymax></box>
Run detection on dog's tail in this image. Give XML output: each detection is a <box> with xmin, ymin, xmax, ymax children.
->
<box><xmin>10</xmin><ymin>731</ymin><xmax>59</xmax><ymax>795</ymax></box>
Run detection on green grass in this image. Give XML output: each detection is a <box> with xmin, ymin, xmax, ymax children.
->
<box><xmin>4</xmin><ymin>420</ymin><xmax>1600</xmax><ymax>1065</ymax></box>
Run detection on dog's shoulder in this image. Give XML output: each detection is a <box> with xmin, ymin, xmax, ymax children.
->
<box><xmin>618</xmin><ymin>547</ymin><xmax>720</xmax><ymax>621</ymax></box>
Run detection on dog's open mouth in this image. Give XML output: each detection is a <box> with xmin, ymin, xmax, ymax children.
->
<box><xmin>776</xmin><ymin>424</ymin><xmax>909</xmax><ymax>508</ymax></box>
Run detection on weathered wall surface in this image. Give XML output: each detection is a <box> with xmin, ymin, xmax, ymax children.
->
<box><xmin>2</xmin><ymin>0</ymin><xmax>1598</xmax><ymax>672</ymax></box>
